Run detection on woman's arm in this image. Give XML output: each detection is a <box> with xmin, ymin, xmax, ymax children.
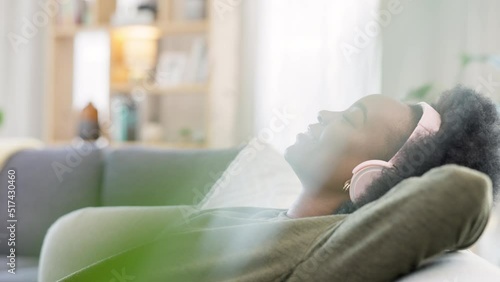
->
<box><xmin>286</xmin><ymin>164</ymin><xmax>492</xmax><ymax>281</ymax></box>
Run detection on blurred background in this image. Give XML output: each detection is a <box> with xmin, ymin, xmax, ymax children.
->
<box><xmin>1</xmin><ymin>0</ymin><xmax>500</xmax><ymax>151</ymax></box>
<box><xmin>1</xmin><ymin>0</ymin><xmax>500</xmax><ymax>269</ymax></box>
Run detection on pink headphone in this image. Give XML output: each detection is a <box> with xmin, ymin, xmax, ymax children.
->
<box><xmin>349</xmin><ymin>102</ymin><xmax>442</xmax><ymax>203</ymax></box>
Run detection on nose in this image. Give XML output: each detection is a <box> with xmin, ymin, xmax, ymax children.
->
<box><xmin>317</xmin><ymin>110</ymin><xmax>336</xmax><ymax>125</ymax></box>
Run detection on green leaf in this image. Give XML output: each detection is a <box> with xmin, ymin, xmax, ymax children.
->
<box><xmin>460</xmin><ymin>53</ymin><xmax>472</xmax><ymax>67</ymax></box>
<box><xmin>405</xmin><ymin>83</ymin><xmax>433</xmax><ymax>102</ymax></box>
<box><xmin>179</xmin><ymin>128</ymin><xmax>192</xmax><ymax>137</ymax></box>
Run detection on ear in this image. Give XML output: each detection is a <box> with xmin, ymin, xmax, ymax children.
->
<box><xmin>350</xmin><ymin>160</ymin><xmax>393</xmax><ymax>203</ymax></box>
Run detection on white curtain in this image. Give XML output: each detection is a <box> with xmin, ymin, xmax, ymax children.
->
<box><xmin>240</xmin><ymin>0</ymin><xmax>381</xmax><ymax>152</ymax></box>
<box><xmin>0</xmin><ymin>0</ymin><xmax>46</xmax><ymax>138</ymax></box>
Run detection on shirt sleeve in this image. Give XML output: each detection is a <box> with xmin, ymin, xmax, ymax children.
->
<box><xmin>286</xmin><ymin>164</ymin><xmax>493</xmax><ymax>282</ymax></box>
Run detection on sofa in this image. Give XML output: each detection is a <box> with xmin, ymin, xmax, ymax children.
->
<box><xmin>0</xmin><ymin>144</ymin><xmax>499</xmax><ymax>281</ymax></box>
<box><xmin>0</xmin><ymin>144</ymin><xmax>239</xmax><ymax>282</ymax></box>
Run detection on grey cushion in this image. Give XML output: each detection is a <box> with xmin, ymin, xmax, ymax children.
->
<box><xmin>0</xmin><ymin>146</ymin><xmax>103</xmax><ymax>256</ymax></box>
<box><xmin>0</xmin><ymin>255</ymin><xmax>38</xmax><ymax>282</ymax></box>
<box><xmin>101</xmin><ymin>147</ymin><xmax>240</xmax><ymax>206</ymax></box>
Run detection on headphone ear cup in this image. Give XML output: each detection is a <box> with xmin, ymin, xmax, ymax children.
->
<box><xmin>350</xmin><ymin>160</ymin><xmax>393</xmax><ymax>203</ymax></box>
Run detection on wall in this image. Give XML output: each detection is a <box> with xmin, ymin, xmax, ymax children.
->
<box><xmin>381</xmin><ymin>0</ymin><xmax>500</xmax><ymax>101</ymax></box>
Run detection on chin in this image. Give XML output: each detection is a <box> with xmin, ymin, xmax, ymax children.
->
<box><xmin>284</xmin><ymin>141</ymin><xmax>304</xmax><ymax>171</ymax></box>
<box><xmin>284</xmin><ymin>145</ymin><xmax>303</xmax><ymax>179</ymax></box>
<box><xmin>283</xmin><ymin>145</ymin><xmax>293</xmax><ymax>164</ymax></box>
<box><xmin>284</xmin><ymin>141</ymin><xmax>298</xmax><ymax>162</ymax></box>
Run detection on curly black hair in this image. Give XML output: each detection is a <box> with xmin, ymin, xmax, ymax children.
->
<box><xmin>337</xmin><ymin>86</ymin><xmax>500</xmax><ymax>214</ymax></box>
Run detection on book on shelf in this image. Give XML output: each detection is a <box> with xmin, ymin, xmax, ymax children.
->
<box><xmin>184</xmin><ymin>37</ymin><xmax>208</xmax><ymax>83</ymax></box>
<box><xmin>156</xmin><ymin>36</ymin><xmax>208</xmax><ymax>87</ymax></box>
<box><xmin>155</xmin><ymin>51</ymin><xmax>188</xmax><ymax>86</ymax></box>
<box><xmin>56</xmin><ymin>0</ymin><xmax>95</xmax><ymax>26</ymax></box>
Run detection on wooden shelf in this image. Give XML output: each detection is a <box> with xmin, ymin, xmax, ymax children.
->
<box><xmin>110</xmin><ymin>83</ymin><xmax>209</xmax><ymax>95</ymax></box>
<box><xmin>51</xmin><ymin>139</ymin><xmax>206</xmax><ymax>149</ymax></box>
<box><xmin>53</xmin><ymin>25</ymin><xmax>110</xmax><ymax>38</ymax></box>
<box><xmin>111</xmin><ymin>141</ymin><xmax>207</xmax><ymax>149</ymax></box>
<box><xmin>53</xmin><ymin>20</ymin><xmax>209</xmax><ymax>38</ymax></box>
<box><xmin>46</xmin><ymin>0</ymin><xmax>216</xmax><ymax>147</ymax></box>
<box><xmin>159</xmin><ymin>21</ymin><xmax>209</xmax><ymax>35</ymax></box>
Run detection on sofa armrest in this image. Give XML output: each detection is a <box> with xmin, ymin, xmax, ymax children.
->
<box><xmin>0</xmin><ymin>146</ymin><xmax>102</xmax><ymax>257</ymax></box>
<box><xmin>38</xmin><ymin>206</ymin><xmax>194</xmax><ymax>282</ymax></box>
<box><xmin>397</xmin><ymin>250</ymin><xmax>500</xmax><ymax>282</ymax></box>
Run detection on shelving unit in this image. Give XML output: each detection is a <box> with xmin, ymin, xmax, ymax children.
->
<box><xmin>53</xmin><ymin>21</ymin><xmax>209</xmax><ymax>38</ymax></box>
<box><xmin>45</xmin><ymin>0</ymin><xmax>213</xmax><ymax>148</ymax></box>
<box><xmin>110</xmin><ymin>83</ymin><xmax>209</xmax><ymax>95</ymax></box>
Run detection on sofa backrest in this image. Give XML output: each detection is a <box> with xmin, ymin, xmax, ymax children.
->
<box><xmin>0</xmin><ymin>145</ymin><xmax>240</xmax><ymax>257</ymax></box>
<box><xmin>100</xmin><ymin>147</ymin><xmax>240</xmax><ymax>207</ymax></box>
<box><xmin>0</xmin><ymin>146</ymin><xmax>103</xmax><ymax>257</ymax></box>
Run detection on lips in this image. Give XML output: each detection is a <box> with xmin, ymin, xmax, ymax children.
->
<box><xmin>296</xmin><ymin>125</ymin><xmax>318</xmax><ymax>143</ymax></box>
<box><xmin>307</xmin><ymin>125</ymin><xmax>319</xmax><ymax>141</ymax></box>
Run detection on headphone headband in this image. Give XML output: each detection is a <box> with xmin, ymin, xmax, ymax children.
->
<box><xmin>349</xmin><ymin>102</ymin><xmax>441</xmax><ymax>202</ymax></box>
<box><xmin>388</xmin><ymin>102</ymin><xmax>441</xmax><ymax>164</ymax></box>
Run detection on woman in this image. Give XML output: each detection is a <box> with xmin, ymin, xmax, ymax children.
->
<box><xmin>287</xmin><ymin>86</ymin><xmax>500</xmax><ymax>217</ymax></box>
<box><xmin>55</xmin><ymin>86</ymin><xmax>500</xmax><ymax>282</ymax></box>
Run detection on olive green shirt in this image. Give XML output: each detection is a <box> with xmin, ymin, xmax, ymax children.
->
<box><xmin>59</xmin><ymin>165</ymin><xmax>492</xmax><ymax>282</ymax></box>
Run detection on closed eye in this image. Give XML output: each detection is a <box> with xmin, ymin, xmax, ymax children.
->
<box><xmin>343</xmin><ymin>106</ymin><xmax>365</xmax><ymax>128</ymax></box>
<box><xmin>342</xmin><ymin>113</ymin><xmax>355</xmax><ymax>127</ymax></box>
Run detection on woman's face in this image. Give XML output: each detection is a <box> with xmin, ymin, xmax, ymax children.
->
<box><xmin>284</xmin><ymin>94</ymin><xmax>414</xmax><ymax>195</ymax></box>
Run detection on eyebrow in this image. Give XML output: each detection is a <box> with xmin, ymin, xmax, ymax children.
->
<box><xmin>353</xmin><ymin>101</ymin><xmax>367</xmax><ymax>125</ymax></box>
